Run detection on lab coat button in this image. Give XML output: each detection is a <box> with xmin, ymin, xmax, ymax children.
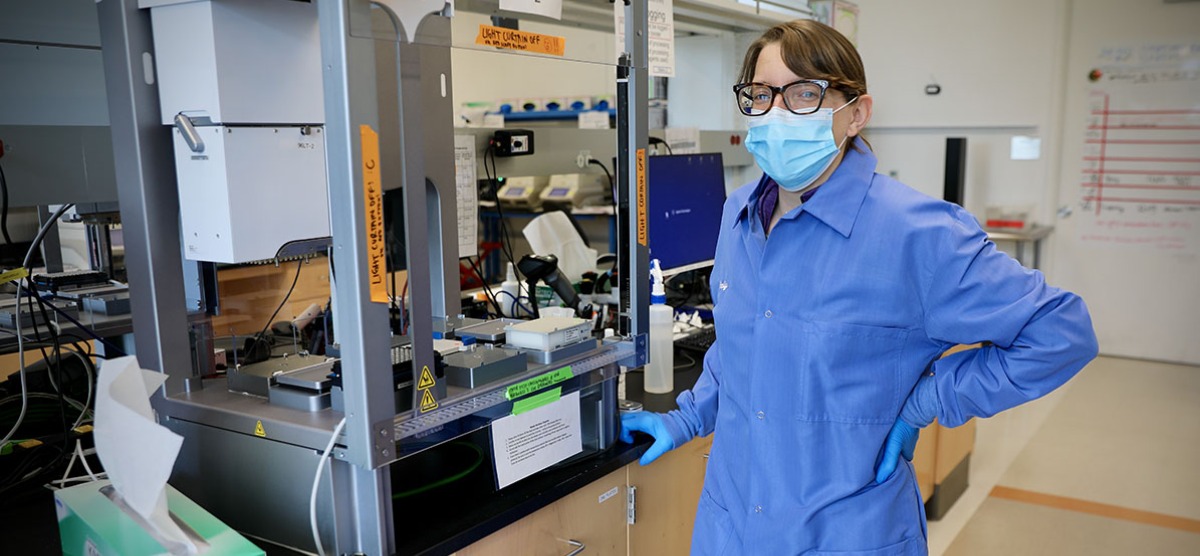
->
<box><xmin>756</xmin><ymin>411</ymin><xmax>765</xmax><ymax>420</ymax></box>
<box><xmin>754</xmin><ymin>505</ymin><xmax>763</xmax><ymax>513</ymax></box>
<box><xmin>764</xmin><ymin>310</ymin><xmax>773</xmax><ymax>318</ymax></box>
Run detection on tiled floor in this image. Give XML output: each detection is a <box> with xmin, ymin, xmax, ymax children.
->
<box><xmin>927</xmin><ymin>356</ymin><xmax>1200</xmax><ymax>555</ymax></box>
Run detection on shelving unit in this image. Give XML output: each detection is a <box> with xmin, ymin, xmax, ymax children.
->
<box><xmin>95</xmin><ymin>0</ymin><xmax>798</xmax><ymax>552</ymax></box>
<box><xmin>96</xmin><ymin>0</ymin><xmax>655</xmax><ymax>553</ymax></box>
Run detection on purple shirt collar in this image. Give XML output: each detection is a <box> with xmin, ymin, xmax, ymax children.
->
<box><xmin>758</xmin><ymin>179</ymin><xmax>819</xmax><ymax>232</ymax></box>
<box><xmin>739</xmin><ymin>138</ymin><xmax>878</xmax><ymax>239</ymax></box>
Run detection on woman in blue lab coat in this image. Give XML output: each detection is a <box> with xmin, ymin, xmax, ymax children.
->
<box><xmin>619</xmin><ymin>19</ymin><xmax>1098</xmax><ymax>555</ymax></box>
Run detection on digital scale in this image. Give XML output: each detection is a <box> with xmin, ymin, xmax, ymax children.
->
<box><xmin>497</xmin><ymin>175</ymin><xmax>550</xmax><ymax>210</ymax></box>
<box><xmin>540</xmin><ymin>173</ymin><xmax>609</xmax><ymax>209</ymax></box>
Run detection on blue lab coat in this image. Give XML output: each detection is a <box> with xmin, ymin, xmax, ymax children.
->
<box><xmin>660</xmin><ymin>140</ymin><xmax>1098</xmax><ymax>555</ymax></box>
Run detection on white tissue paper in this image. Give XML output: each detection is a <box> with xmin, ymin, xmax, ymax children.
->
<box><xmin>94</xmin><ymin>356</ymin><xmax>197</xmax><ymax>554</ymax></box>
<box><xmin>522</xmin><ymin>211</ymin><xmax>598</xmax><ymax>283</ymax></box>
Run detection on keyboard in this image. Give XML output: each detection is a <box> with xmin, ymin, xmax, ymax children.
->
<box><xmin>33</xmin><ymin>270</ymin><xmax>110</xmax><ymax>292</ymax></box>
<box><xmin>674</xmin><ymin>326</ymin><xmax>716</xmax><ymax>353</ymax></box>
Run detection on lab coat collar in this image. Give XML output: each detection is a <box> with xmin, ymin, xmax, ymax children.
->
<box><xmin>735</xmin><ymin>137</ymin><xmax>876</xmax><ymax>238</ymax></box>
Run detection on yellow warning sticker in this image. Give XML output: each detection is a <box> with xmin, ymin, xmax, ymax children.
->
<box><xmin>254</xmin><ymin>420</ymin><xmax>266</xmax><ymax>438</ymax></box>
<box><xmin>475</xmin><ymin>24</ymin><xmax>566</xmax><ymax>57</ymax></box>
<box><xmin>636</xmin><ymin>148</ymin><xmax>647</xmax><ymax>246</ymax></box>
<box><xmin>420</xmin><ymin>389</ymin><xmax>439</xmax><ymax>413</ymax></box>
<box><xmin>361</xmin><ymin>125</ymin><xmax>388</xmax><ymax>304</ymax></box>
<box><xmin>0</xmin><ymin>267</ymin><xmax>29</xmax><ymax>285</ymax></box>
<box><xmin>417</xmin><ymin>366</ymin><xmax>436</xmax><ymax>390</ymax></box>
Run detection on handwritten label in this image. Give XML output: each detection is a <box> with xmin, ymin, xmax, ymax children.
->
<box><xmin>506</xmin><ymin>366</ymin><xmax>573</xmax><ymax>400</ymax></box>
<box><xmin>636</xmin><ymin>148</ymin><xmax>647</xmax><ymax>246</ymax></box>
<box><xmin>475</xmin><ymin>25</ymin><xmax>565</xmax><ymax>57</ymax></box>
<box><xmin>512</xmin><ymin>387</ymin><xmax>562</xmax><ymax>415</ymax></box>
<box><xmin>361</xmin><ymin>125</ymin><xmax>387</xmax><ymax>304</ymax></box>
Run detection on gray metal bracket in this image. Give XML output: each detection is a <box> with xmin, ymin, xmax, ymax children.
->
<box><xmin>370</xmin><ymin>0</ymin><xmax>450</xmax><ymax>43</ymax></box>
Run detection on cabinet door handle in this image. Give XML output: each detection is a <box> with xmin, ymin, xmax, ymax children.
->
<box><xmin>703</xmin><ymin>453</ymin><xmax>709</xmax><ymax>459</ymax></box>
<box><xmin>562</xmin><ymin>539</ymin><xmax>585</xmax><ymax>556</ymax></box>
<box><xmin>173</xmin><ymin>113</ymin><xmax>205</xmax><ymax>153</ymax></box>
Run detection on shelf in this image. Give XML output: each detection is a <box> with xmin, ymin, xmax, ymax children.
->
<box><xmin>985</xmin><ymin>225</ymin><xmax>1053</xmax><ymax>242</ymax></box>
<box><xmin>490</xmin><ymin>108</ymin><xmax>616</xmax><ymax>122</ymax></box>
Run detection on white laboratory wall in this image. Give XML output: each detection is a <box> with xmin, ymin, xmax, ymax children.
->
<box><xmin>669</xmin><ymin>33</ymin><xmax>742</xmax><ymax>131</ymax></box>
<box><xmin>853</xmin><ymin>0</ymin><xmax>1070</xmax><ymax>272</ymax></box>
<box><xmin>669</xmin><ymin>32</ymin><xmax>766</xmax><ymax>194</ymax></box>
<box><xmin>450</xmin><ymin>13</ymin><xmax>617</xmax><ymax>109</ymax></box>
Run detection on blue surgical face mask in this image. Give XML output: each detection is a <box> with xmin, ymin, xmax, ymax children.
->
<box><xmin>744</xmin><ymin>98</ymin><xmax>857</xmax><ymax>192</ymax></box>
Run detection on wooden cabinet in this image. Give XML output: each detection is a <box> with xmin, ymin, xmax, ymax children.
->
<box><xmin>454</xmin><ymin>468</ymin><xmax>629</xmax><ymax>556</ymax></box>
<box><xmin>456</xmin><ymin>435</ymin><xmax>714</xmax><ymax>556</ymax></box>
<box><xmin>912</xmin><ymin>344</ymin><xmax>979</xmax><ymax>516</ymax></box>
<box><xmin>912</xmin><ymin>419</ymin><xmax>976</xmax><ymax>503</ymax></box>
<box><xmin>627</xmin><ymin>435</ymin><xmax>713</xmax><ymax>556</ymax></box>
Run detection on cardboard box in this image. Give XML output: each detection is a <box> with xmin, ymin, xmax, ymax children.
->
<box><xmin>55</xmin><ymin>480</ymin><xmax>263</xmax><ymax>556</ymax></box>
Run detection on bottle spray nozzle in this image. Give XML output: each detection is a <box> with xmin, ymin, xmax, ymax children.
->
<box><xmin>650</xmin><ymin>259</ymin><xmax>666</xmax><ymax>304</ymax></box>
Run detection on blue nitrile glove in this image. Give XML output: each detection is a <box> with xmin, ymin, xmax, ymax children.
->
<box><xmin>620</xmin><ymin>411</ymin><xmax>677</xmax><ymax>466</ymax></box>
<box><xmin>875</xmin><ymin>374</ymin><xmax>941</xmax><ymax>484</ymax></box>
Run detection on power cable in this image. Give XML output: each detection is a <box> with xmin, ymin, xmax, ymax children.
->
<box><xmin>466</xmin><ymin>255</ymin><xmax>504</xmax><ymax>317</ymax></box>
<box><xmin>587</xmin><ymin>158</ymin><xmax>618</xmax><ymax>219</ymax></box>
<box><xmin>2</xmin><ymin>203</ymin><xmax>73</xmax><ymax>448</ymax></box>
<box><xmin>0</xmin><ymin>161</ymin><xmax>11</xmax><ymax>245</ymax></box>
<box><xmin>247</xmin><ymin>260</ymin><xmax>304</xmax><ymax>359</ymax></box>
<box><xmin>309</xmin><ymin>417</ymin><xmax>346</xmax><ymax>556</ymax></box>
<box><xmin>484</xmin><ymin>144</ymin><xmax>520</xmax><ymax>277</ymax></box>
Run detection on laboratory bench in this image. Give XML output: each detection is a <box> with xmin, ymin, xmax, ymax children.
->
<box><xmin>3</xmin><ymin>344</ymin><xmax>969</xmax><ymax>555</ymax></box>
<box><xmin>986</xmin><ymin>225</ymin><xmax>1054</xmax><ymax>270</ymax></box>
<box><xmin>444</xmin><ymin>343</ymin><xmax>977</xmax><ymax>555</ymax></box>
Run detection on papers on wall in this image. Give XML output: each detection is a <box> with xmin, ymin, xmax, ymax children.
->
<box><xmin>665</xmin><ymin>127</ymin><xmax>701</xmax><ymax>154</ymax></box>
<box><xmin>491</xmin><ymin>390</ymin><xmax>582</xmax><ymax>489</ymax></box>
<box><xmin>454</xmin><ymin>135</ymin><xmax>480</xmax><ymax>259</ymax></box>
<box><xmin>1010</xmin><ymin>136</ymin><xmax>1042</xmax><ymax>160</ymax></box>
<box><xmin>614</xmin><ymin>0</ymin><xmax>675</xmax><ymax>77</ymax></box>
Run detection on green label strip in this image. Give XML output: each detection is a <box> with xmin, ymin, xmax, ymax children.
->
<box><xmin>505</xmin><ymin>366</ymin><xmax>573</xmax><ymax>400</ymax></box>
<box><xmin>512</xmin><ymin>387</ymin><xmax>562</xmax><ymax>415</ymax></box>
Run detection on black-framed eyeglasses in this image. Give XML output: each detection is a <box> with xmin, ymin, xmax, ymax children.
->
<box><xmin>733</xmin><ymin>79</ymin><xmax>831</xmax><ymax>116</ymax></box>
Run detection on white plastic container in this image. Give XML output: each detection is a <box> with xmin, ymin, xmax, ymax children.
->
<box><xmin>646</xmin><ymin>259</ymin><xmax>674</xmax><ymax>394</ymax></box>
<box><xmin>505</xmin><ymin>317</ymin><xmax>592</xmax><ymax>352</ymax></box>
<box><xmin>499</xmin><ymin>262</ymin><xmax>522</xmax><ymax>317</ymax></box>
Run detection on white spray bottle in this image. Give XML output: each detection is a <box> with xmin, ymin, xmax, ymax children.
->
<box><xmin>646</xmin><ymin>259</ymin><xmax>674</xmax><ymax>394</ymax></box>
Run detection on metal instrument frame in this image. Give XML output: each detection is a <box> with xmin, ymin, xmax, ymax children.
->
<box><xmin>97</xmin><ymin>0</ymin><xmax>649</xmax><ymax>553</ymax></box>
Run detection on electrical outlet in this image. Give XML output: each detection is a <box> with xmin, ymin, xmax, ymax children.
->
<box><xmin>577</xmin><ymin>150</ymin><xmax>591</xmax><ymax>168</ymax></box>
<box><xmin>491</xmin><ymin>129</ymin><xmax>534</xmax><ymax>157</ymax></box>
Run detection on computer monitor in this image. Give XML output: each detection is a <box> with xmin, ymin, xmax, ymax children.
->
<box><xmin>647</xmin><ymin>153</ymin><xmax>727</xmax><ymax>276</ymax></box>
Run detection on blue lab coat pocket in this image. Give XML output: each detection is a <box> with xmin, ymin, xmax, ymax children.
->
<box><xmin>795</xmin><ymin>321</ymin><xmax>910</xmax><ymax>424</ymax></box>
<box><xmin>691</xmin><ymin>488</ymin><xmax>735</xmax><ymax>556</ymax></box>
<box><xmin>807</xmin><ymin>535</ymin><xmax>924</xmax><ymax>556</ymax></box>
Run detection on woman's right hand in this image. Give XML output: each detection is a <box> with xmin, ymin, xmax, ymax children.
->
<box><xmin>619</xmin><ymin>412</ymin><xmax>677</xmax><ymax>465</ymax></box>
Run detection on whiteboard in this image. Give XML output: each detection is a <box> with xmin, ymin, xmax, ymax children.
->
<box><xmin>1052</xmin><ymin>0</ymin><xmax>1200</xmax><ymax>364</ymax></box>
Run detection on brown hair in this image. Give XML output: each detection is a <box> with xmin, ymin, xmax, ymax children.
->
<box><xmin>739</xmin><ymin>19</ymin><xmax>867</xmax><ymax>100</ymax></box>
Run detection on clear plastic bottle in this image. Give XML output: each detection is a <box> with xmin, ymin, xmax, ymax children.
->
<box><xmin>499</xmin><ymin>262</ymin><xmax>521</xmax><ymax>317</ymax></box>
<box><xmin>646</xmin><ymin>259</ymin><xmax>674</xmax><ymax>394</ymax></box>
